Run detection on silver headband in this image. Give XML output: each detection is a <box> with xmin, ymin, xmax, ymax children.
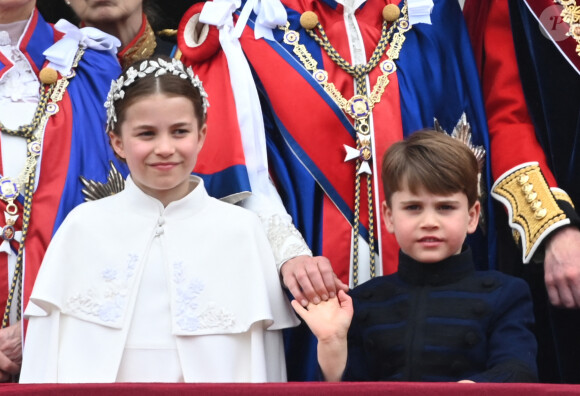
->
<box><xmin>104</xmin><ymin>58</ymin><xmax>210</xmax><ymax>131</ymax></box>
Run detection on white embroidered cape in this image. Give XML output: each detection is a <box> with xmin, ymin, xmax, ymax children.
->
<box><xmin>20</xmin><ymin>176</ymin><xmax>298</xmax><ymax>383</ymax></box>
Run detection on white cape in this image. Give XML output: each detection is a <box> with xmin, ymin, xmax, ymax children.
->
<box><xmin>20</xmin><ymin>176</ymin><xmax>298</xmax><ymax>383</ymax></box>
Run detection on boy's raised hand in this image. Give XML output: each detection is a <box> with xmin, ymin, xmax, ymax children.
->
<box><xmin>291</xmin><ymin>290</ymin><xmax>353</xmax><ymax>381</ymax></box>
<box><xmin>291</xmin><ymin>289</ymin><xmax>353</xmax><ymax>342</ymax></box>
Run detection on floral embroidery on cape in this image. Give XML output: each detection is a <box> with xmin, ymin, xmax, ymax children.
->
<box><xmin>65</xmin><ymin>254</ymin><xmax>139</xmax><ymax>324</ymax></box>
<box><xmin>173</xmin><ymin>261</ymin><xmax>236</xmax><ymax>332</ymax></box>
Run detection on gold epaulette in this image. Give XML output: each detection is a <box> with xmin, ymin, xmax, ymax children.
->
<box><xmin>491</xmin><ymin>162</ymin><xmax>571</xmax><ymax>263</ymax></box>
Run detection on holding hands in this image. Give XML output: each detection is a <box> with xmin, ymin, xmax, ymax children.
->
<box><xmin>0</xmin><ymin>321</ymin><xmax>21</xmax><ymax>382</ymax></box>
<box><xmin>291</xmin><ymin>290</ymin><xmax>353</xmax><ymax>381</ymax></box>
<box><xmin>281</xmin><ymin>255</ymin><xmax>349</xmax><ymax>307</ymax></box>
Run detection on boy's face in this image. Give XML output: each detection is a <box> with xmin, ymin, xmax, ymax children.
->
<box><xmin>382</xmin><ymin>184</ymin><xmax>480</xmax><ymax>263</ymax></box>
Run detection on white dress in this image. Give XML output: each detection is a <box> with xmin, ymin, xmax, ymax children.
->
<box><xmin>19</xmin><ymin>176</ymin><xmax>298</xmax><ymax>383</ymax></box>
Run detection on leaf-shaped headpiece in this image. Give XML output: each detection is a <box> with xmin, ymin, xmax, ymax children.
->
<box><xmin>104</xmin><ymin>58</ymin><xmax>209</xmax><ymax>131</ymax></box>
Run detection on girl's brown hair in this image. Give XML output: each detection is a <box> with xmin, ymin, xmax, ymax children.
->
<box><xmin>110</xmin><ymin>56</ymin><xmax>207</xmax><ymax>136</ymax></box>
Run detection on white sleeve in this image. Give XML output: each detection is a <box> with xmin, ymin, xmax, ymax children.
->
<box><xmin>241</xmin><ymin>178</ymin><xmax>312</xmax><ymax>271</ymax></box>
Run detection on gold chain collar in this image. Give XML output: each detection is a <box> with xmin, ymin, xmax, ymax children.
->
<box><xmin>0</xmin><ymin>48</ymin><xmax>85</xmax><ymax>327</ymax></box>
<box><xmin>0</xmin><ymin>51</ymin><xmax>83</xmax><ymax>211</ymax></box>
<box><xmin>0</xmin><ymin>79</ymin><xmax>53</xmax><ymax>139</ymax></box>
<box><xmin>280</xmin><ymin>3</ymin><xmax>410</xmax><ymax>137</ymax></box>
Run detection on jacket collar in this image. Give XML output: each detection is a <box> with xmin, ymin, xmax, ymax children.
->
<box><xmin>397</xmin><ymin>246</ymin><xmax>475</xmax><ymax>286</ymax></box>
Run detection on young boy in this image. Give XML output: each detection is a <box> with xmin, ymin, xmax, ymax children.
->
<box><xmin>292</xmin><ymin>130</ymin><xmax>538</xmax><ymax>383</ymax></box>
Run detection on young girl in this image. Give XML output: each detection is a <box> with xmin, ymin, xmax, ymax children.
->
<box><xmin>19</xmin><ymin>57</ymin><xmax>298</xmax><ymax>383</ymax></box>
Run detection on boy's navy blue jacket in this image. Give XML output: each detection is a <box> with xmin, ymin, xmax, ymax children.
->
<box><xmin>343</xmin><ymin>248</ymin><xmax>537</xmax><ymax>382</ymax></box>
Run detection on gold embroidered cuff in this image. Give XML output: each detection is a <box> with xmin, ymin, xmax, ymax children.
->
<box><xmin>491</xmin><ymin>162</ymin><xmax>570</xmax><ymax>263</ymax></box>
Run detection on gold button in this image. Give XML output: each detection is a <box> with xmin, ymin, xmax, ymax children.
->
<box><xmin>522</xmin><ymin>184</ymin><xmax>534</xmax><ymax>194</ymax></box>
<box><xmin>526</xmin><ymin>192</ymin><xmax>538</xmax><ymax>203</ymax></box>
<box><xmin>517</xmin><ymin>174</ymin><xmax>529</xmax><ymax>185</ymax></box>
<box><xmin>535</xmin><ymin>208</ymin><xmax>547</xmax><ymax>219</ymax></box>
<box><xmin>522</xmin><ymin>183</ymin><xmax>534</xmax><ymax>194</ymax></box>
<box><xmin>39</xmin><ymin>67</ymin><xmax>58</xmax><ymax>85</ymax></box>
<box><xmin>531</xmin><ymin>200</ymin><xmax>543</xmax><ymax>211</ymax></box>
<box><xmin>300</xmin><ymin>11</ymin><xmax>319</xmax><ymax>30</ymax></box>
<box><xmin>383</xmin><ymin>4</ymin><xmax>401</xmax><ymax>22</ymax></box>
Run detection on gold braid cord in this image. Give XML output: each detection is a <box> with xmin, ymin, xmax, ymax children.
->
<box><xmin>352</xmin><ymin>73</ymin><xmax>376</xmax><ymax>285</ymax></box>
<box><xmin>491</xmin><ymin>162</ymin><xmax>570</xmax><ymax>263</ymax></box>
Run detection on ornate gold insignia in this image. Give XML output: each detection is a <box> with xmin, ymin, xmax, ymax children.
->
<box><xmin>491</xmin><ymin>163</ymin><xmax>569</xmax><ymax>263</ymax></box>
<box><xmin>556</xmin><ymin>0</ymin><xmax>580</xmax><ymax>59</ymax></box>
